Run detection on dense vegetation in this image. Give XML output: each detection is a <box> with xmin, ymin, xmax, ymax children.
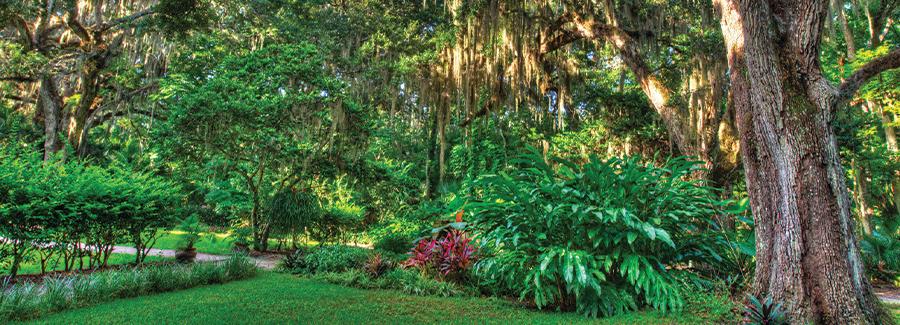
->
<box><xmin>0</xmin><ymin>0</ymin><xmax>899</xmax><ymax>323</ymax></box>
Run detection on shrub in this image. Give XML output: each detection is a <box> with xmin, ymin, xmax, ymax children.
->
<box><xmin>403</xmin><ymin>230</ymin><xmax>476</xmax><ymax>281</ymax></box>
<box><xmin>0</xmin><ymin>149</ymin><xmax>181</xmax><ymax>276</ymax></box>
<box><xmin>279</xmin><ymin>247</ymin><xmax>310</xmax><ymax>272</ymax></box>
<box><xmin>468</xmin><ymin>152</ymin><xmax>728</xmax><ymax>317</ymax></box>
<box><xmin>222</xmin><ymin>253</ymin><xmax>258</xmax><ymax>280</ymax></box>
<box><xmin>284</xmin><ymin>245</ymin><xmax>371</xmax><ymax>274</ymax></box>
<box><xmin>312</xmin><ymin>268</ymin><xmax>467</xmax><ymax>298</ymax></box>
<box><xmin>744</xmin><ymin>295</ymin><xmax>788</xmax><ymax>325</ymax></box>
<box><xmin>363</xmin><ymin>253</ymin><xmax>394</xmax><ymax>278</ymax></box>
<box><xmin>268</xmin><ymin>189</ymin><xmax>320</xmax><ymax>246</ymax></box>
<box><xmin>313</xmin><ymin>270</ymin><xmax>376</xmax><ymax>289</ymax></box>
<box><xmin>374</xmin><ymin>232</ymin><xmax>415</xmax><ymax>255</ymax></box>
<box><xmin>859</xmin><ymin>230</ymin><xmax>900</xmax><ymax>283</ymax></box>
<box><xmin>0</xmin><ymin>255</ymin><xmax>257</xmax><ymax>321</ymax></box>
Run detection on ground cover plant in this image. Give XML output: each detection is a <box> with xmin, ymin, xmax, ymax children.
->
<box><xmin>0</xmin><ymin>254</ymin><xmax>256</xmax><ymax>321</ymax></box>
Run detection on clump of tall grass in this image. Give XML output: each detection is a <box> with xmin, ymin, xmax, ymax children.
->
<box><xmin>0</xmin><ymin>254</ymin><xmax>256</xmax><ymax>321</ymax></box>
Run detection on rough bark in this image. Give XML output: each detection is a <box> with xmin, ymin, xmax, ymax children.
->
<box><xmin>714</xmin><ymin>0</ymin><xmax>892</xmax><ymax>323</ymax></box>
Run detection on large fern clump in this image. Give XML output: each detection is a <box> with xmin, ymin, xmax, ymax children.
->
<box><xmin>469</xmin><ymin>151</ymin><xmax>728</xmax><ymax>317</ymax></box>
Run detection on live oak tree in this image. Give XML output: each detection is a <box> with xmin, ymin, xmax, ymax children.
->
<box><xmin>715</xmin><ymin>0</ymin><xmax>899</xmax><ymax>322</ymax></box>
<box><xmin>0</xmin><ymin>0</ymin><xmax>208</xmax><ymax>159</ymax></box>
<box><xmin>426</xmin><ymin>0</ymin><xmax>742</xmax><ymax>186</ymax></box>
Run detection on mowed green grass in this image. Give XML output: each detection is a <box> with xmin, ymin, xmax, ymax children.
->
<box><xmin>142</xmin><ymin>230</ymin><xmax>290</xmax><ymax>255</ymax></box>
<box><xmin>2</xmin><ymin>253</ymin><xmax>171</xmax><ymax>276</ymax></box>
<box><xmin>18</xmin><ymin>272</ymin><xmax>736</xmax><ymax>324</ymax></box>
<box><xmin>149</xmin><ymin>230</ymin><xmax>236</xmax><ymax>255</ymax></box>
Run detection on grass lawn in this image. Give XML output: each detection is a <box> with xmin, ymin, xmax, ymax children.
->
<box><xmin>149</xmin><ymin>230</ymin><xmax>236</xmax><ymax>255</ymax></box>
<box><xmin>890</xmin><ymin>303</ymin><xmax>900</xmax><ymax>322</ymax></box>
<box><xmin>144</xmin><ymin>230</ymin><xmax>291</xmax><ymax>255</ymax></box>
<box><xmin>19</xmin><ymin>272</ymin><xmax>738</xmax><ymax>324</ymax></box>
<box><xmin>1</xmin><ymin>253</ymin><xmax>171</xmax><ymax>276</ymax></box>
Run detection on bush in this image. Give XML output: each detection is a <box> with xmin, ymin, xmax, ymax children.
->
<box><xmin>268</xmin><ymin>189</ymin><xmax>320</xmax><ymax>244</ymax></box>
<box><xmin>0</xmin><ymin>255</ymin><xmax>257</xmax><ymax>321</ymax></box>
<box><xmin>312</xmin><ymin>268</ymin><xmax>467</xmax><ymax>298</ymax></box>
<box><xmin>0</xmin><ymin>149</ymin><xmax>182</xmax><ymax>276</ymax></box>
<box><xmin>374</xmin><ymin>232</ymin><xmax>415</xmax><ymax>255</ymax></box>
<box><xmin>283</xmin><ymin>245</ymin><xmax>371</xmax><ymax>274</ymax></box>
<box><xmin>859</xmin><ymin>230</ymin><xmax>900</xmax><ymax>283</ymax></box>
<box><xmin>468</xmin><ymin>152</ymin><xmax>728</xmax><ymax>317</ymax></box>
<box><xmin>363</xmin><ymin>253</ymin><xmax>394</xmax><ymax>278</ymax></box>
<box><xmin>402</xmin><ymin>230</ymin><xmax>476</xmax><ymax>281</ymax></box>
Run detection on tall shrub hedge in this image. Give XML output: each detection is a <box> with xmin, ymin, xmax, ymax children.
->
<box><xmin>0</xmin><ymin>150</ymin><xmax>181</xmax><ymax>276</ymax></box>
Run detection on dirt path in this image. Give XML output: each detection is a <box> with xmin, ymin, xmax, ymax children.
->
<box><xmin>111</xmin><ymin>246</ymin><xmax>280</xmax><ymax>270</ymax></box>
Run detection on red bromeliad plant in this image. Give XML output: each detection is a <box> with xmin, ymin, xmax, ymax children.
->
<box><xmin>403</xmin><ymin>230</ymin><xmax>476</xmax><ymax>280</ymax></box>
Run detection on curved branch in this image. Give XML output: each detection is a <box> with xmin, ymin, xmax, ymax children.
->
<box><xmin>65</xmin><ymin>5</ymin><xmax>91</xmax><ymax>42</ymax></box>
<box><xmin>97</xmin><ymin>9</ymin><xmax>155</xmax><ymax>33</ymax></box>
<box><xmin>838</xmin><ymin>47</ymin><xmax>900</xmax><ymax>102</ymax></box>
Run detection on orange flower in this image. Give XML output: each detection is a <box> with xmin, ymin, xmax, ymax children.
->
<box><xmin>455</xmin><ymin>209</ymin><xmax>464</xmax><ymax>223</ymax></box>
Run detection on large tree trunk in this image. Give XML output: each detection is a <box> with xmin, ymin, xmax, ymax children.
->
<box><xmin>715</xmin><ymin>0</ymin><xmax>890</xmax><ymax>323</ymax></box>
<box><xmin>38</xmin><ymin>75</ymin><xmax>64</xmax><ymax>160</ymax></box>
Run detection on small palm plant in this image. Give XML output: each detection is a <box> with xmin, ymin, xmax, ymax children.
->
<box><xmin>744</xmin><ymin>294</ymin><xmax>788</xmax><ymax>325</ymax></box>
<box><xmin>175</xmin><ymin>214</ymin><xmax>203</xmax><ymax>263</ymax></box>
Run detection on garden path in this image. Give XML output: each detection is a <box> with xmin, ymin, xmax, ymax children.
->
<box><xmin>110</xmin><ymin>246</ymin><xmax>280</xmax><ymax>269</ymax></box>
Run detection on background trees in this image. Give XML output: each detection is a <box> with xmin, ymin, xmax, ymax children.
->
<box><xmin>157</xmin><ymin>43</ymin><xmax>343</xmax><ymax>250</ymax></box>
<box><xmin>1</xmin><ymin>0</ymin><xmax>899</xmax><ymax>322</ymax></box>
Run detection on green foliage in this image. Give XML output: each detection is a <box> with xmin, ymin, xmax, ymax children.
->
<box><xmin>158</xmin><ymin>42</ymin><xmax>343</xmax><ymax>249</ymax></box>
<box><xmin>859</xmin><ymin>230</ymin><xmax>900</xmax><ymax>283</ymax></box>
<box><xmin>176</xmin><ymin>214</ymin><xmax>204</xmax><ymax>250</ymax></box>
<box><xmin>743</xmin><ymin>295</ymin><xmax>788</xmax><ymax>325</ymax></box>
<box><xmin>312</xmin><ymin>268</ymin><xmax>467</xmax><ymax>298</ymax></box>
<box><xmin>374</xmin><ymin>232</ymin><xmax>415</xmax><ymax>255</ymax></box>
<box><xmin>153</xmin><ymin>0</ymin><xmax>213</xmax><ymax>35</ymax></box>
<box><xmin>267</xmin><ymin>189</ymin><xmax>320</xmax><ymax>238</ymax></box>
<box><xmin>0</xmin><ymin>149</ymin><xmax>181</xmax><ymax>275</ymax></box>
<box><xmin>468</xmin><ymin>150</ymin><xmax>728</xmax><ymax>317</ymax></box>
<box><xmin>0</xmin><ymin>255</ymin><xmax>256</xmax><ymax>321</ymax></box>
<box><xmin>313</xmin><ymin>204</ymin><xmax>365</xmax><ymax>244</ymax></box>
<box><xmin>284</xmin><ymin>245</ymin><xmax>371</xmax><ymax>275</ymax></box>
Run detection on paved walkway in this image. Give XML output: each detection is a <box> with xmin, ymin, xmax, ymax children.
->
<box><xmin>111</xmin><ymin>246</ymin><xmax>280</xmax><ymax>270</ymax></box>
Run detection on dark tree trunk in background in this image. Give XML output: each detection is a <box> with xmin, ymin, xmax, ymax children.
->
<box><xmin>715</xmin><ymin>0</ymin><xmax>897</xmax><ymax>322</ymax></box>
<box><xmin>548</xmin><ymin>9</ymin><xmax>742</xmax><ymax>186</ymax></box>
<box><xmin>424</xmin><ymin>107</ymin><xmax>439</xmax><ymax>198</ymax></box>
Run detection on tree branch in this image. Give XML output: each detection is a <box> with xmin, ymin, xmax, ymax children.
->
<box><xmin>2</xmin><ymin>94</ymin><xmax>37</xmax><ymax>104</ymax></box>
<box><xmin>0</xmin><ymin>76</ymin><xmax>38</xmax><ymax>82</ymax></box>
<box><xmin>66</xmin><ymin>4</ymin><xmax>91</xmax><ymax>43</ymax></box>
<box><xmin>96</xmin><ymin>9</ymin><xmax>155</xmax><ymax>33</ymax></box>
<box><xmin>838</xmin><ymin>47</ymin><xmax>900</xmax><ymax>101</ymax></box>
